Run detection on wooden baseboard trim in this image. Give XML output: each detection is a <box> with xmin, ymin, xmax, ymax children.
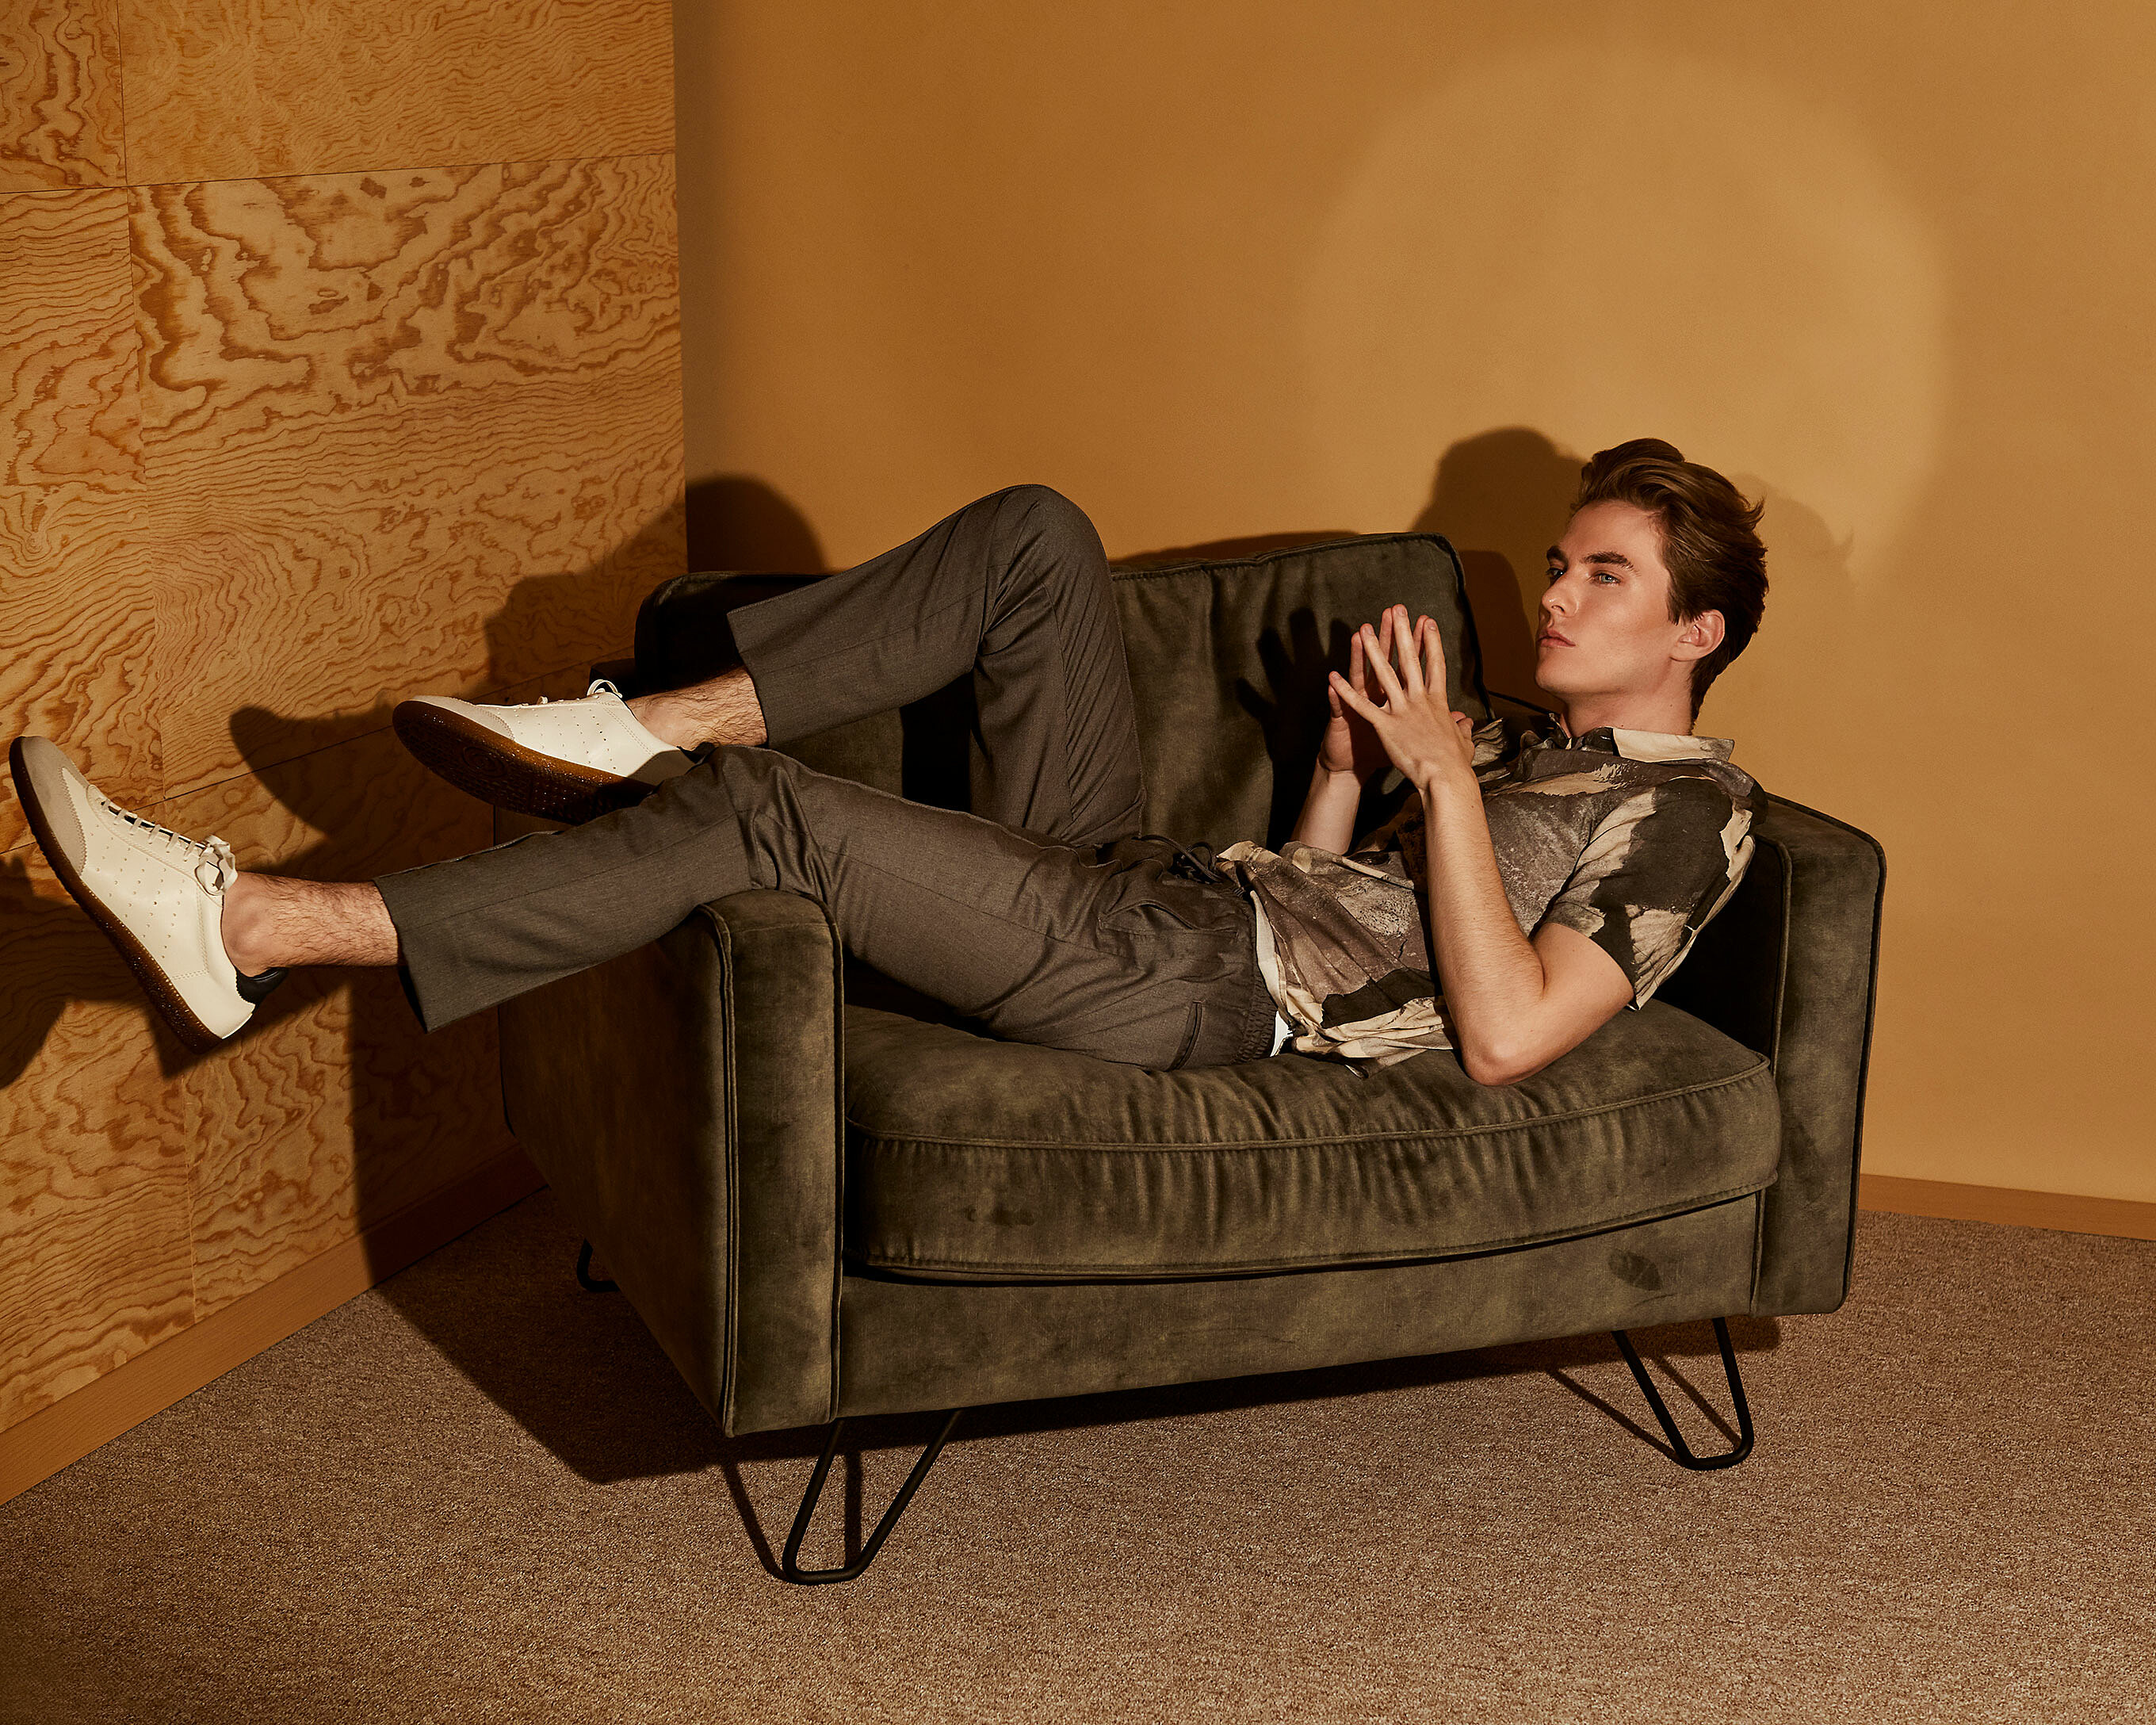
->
<box><xmin>1859</xmin><ymin>1173</ymin><xmax>2156</xmax><ymax>1242</ymax></box>
<box><xmin>0</xmin><ymin>1146</ymin><xmax>543</xmax><ymax>1509</ymax></box>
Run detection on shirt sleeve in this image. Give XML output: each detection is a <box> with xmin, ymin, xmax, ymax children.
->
<box><xmin>1534</xmin><ymin>775</ymin><xmax>1756</xmax><ymax>1004</ymax></box>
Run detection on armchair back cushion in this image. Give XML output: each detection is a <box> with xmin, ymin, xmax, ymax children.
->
<box><xmin>635</xmin><ymin>533</ymin><xmax>1489</xmax><ymax>849</ymax></box>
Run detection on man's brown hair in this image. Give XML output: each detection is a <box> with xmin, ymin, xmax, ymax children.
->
<box><xmin>1572</xmin><ymin>438</ymin><xmax>1768</xmax><ymax>718</ymax></box>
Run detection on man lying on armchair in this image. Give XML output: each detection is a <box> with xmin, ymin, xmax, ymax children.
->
<box><xmin>11</xmin><ymin>438</ymin><xmax>1766</xmax><ymax>1088</ymax></box>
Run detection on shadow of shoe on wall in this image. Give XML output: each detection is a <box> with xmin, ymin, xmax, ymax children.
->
<box><xmin>0</xmin><ymin>853</ymin><xmax>155</xmax><ymax>1088</ymax></box>
<box><xmin>208</xmin><ymin>491</ymin><xmax>703</xmax><ymax>1470</ymax></box>
<box><xmin>1413</xmin><ymin>427</ymin><xmax>1584</xmax><ymax>704</ymax></box>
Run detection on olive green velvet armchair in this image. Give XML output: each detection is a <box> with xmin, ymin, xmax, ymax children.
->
<box><xmin>496</xmin><ymin>534</ymin><xmax>1884</xmax><ymax>1584</ymax></box>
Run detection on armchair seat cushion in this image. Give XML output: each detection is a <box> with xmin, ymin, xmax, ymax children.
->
<box><xmin>842</xmin><ymin>1000</ymin><xmax>1781</xmax><ymax>1282</ymax></box>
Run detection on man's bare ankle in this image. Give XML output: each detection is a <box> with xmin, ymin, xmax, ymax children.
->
<box><xmin>220</xmin><ymin>875</ymin><xmax>279</xmax><ymax>974</ymax></box>
<box><xmin>626</xmin><ymin>693</ymin><xmax>704</xmax><ymax>750</ymax></box>
<box><xmin>629</xmin><ymin>670</ymin><xmax>767</xmax><ymax>749</ymax></box>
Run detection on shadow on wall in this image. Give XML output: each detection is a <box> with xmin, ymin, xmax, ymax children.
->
<box><xmin>1692</xmin><ymin>478</ymin><xmax>1855</xmax><ymax>769</ymax></box>
<box><xmin>1412</xmin><ymin>426</ymin><xmax>1584</xmax><ymax>706</ymax></box>
<box><xmin>0</xmin><ymin>493</ymin><xmax>694</xmax><ymax>1428</ymax></box>
<box><xmin>685</xmin><ymin>473</ymin><xmax>828</xmax><ymax>572</ymax></box>
<box><xmin>0</xmin><ymin>855</ymin><xmax>142</xmax><ymax>1088</ymax></box>
<box><xmin>225</xmin><ymin>499</ymin><xmax>694</xmax><ymax>1352</ymax></box>
<box><xmin>0</xmin><ymin>479</ymin><xmax>824</xmax><ymax>1092</ymax></box>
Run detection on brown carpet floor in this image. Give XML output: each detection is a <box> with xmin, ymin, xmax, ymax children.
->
<box><xmin>2</xmin><ymin>1195</ymin><xmax>2151</xmax><ymax>1724</ymax></box>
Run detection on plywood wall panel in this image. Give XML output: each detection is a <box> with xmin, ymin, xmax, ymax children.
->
<box><xmin>0</xmin><ymin>864</ymin><xmax>193</xmax><ymax>1429</ymax></box>
<box><xmin>0</xmin><ymin>0</ymin><xmax>127</xmax><ymax>193</ymax></box>
<box><xmin>2</xmin><ymin>187</ymin><xmax>140</xmax><ymax>490</ymax></box>
<box><xmin>120</xmin><ymin>0</ymin><xmax>674</xmax><ymax>186</ymax></box>
<box><xmin>1</xmin><ymin>0</ymin><xmax>682</xmax><ymax>1474</ymax></box>
<box><xmin>143</xmin><ymin>360</ymin><xmax>684</xmax><ymax>800</ymax></box>
<box><xmin>0</xmin><ymin>526</ymin><xmax>163</xmax><ymax>855</ymax></box>
<box><xmin>0</xmin><ymin>189</ymin><xmax>159</xmax><ymax>851</ymax></box>
<box><xmin>123</xmin><ymin>157</ymin><xmax>683</xmax><ymax>801</ymax></box>
<box><xmin>162</xmin><ymin>727</ymin><xmax>513</xmax><ymax>1314</ymax></box>
<box><xmin>129</xmin><ymin>160</ymin><xmax>679</xmax><ymax>446</ymax></box>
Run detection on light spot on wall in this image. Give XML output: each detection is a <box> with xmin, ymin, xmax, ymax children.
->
<box><xmin>1305</xmin><ymin>48</ymin><xmax>1945</xmax><ymax>594</ymax></box>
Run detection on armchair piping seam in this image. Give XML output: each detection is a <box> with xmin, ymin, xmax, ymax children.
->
<box><xmin>841</xmin><ymin>1058</ymin><xmax>1772</xmax><ymax>1152</ymax></box>
<box><xmin>856</xmin><ymin>1181</ymin><xmax>1776</xmax><ymax>1279</ymax></box>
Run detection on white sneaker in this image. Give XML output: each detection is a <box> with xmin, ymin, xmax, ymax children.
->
<box><xmin>392</xmin><ymin>679</ymin><xmax>695</xmax><ymax>825</ymax></box>
<box><xmin>9</xmin><ymin>736</ymin><xmax>283</xmax><ymax>1052</ymax></box>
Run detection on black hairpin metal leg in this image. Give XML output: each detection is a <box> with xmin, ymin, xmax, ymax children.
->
<box><xmin>1611</xmin><ymin>1316</ymin><xmax>1754</xmax><ymax>1471</ymax></box>
<box><xmin>575</xmin><ymin>1240</ymin><xmax>618</xmax><ymax>1294</ymax></box>
<box><xmin>780</xmin><ymin>1409</ymin><xmax>962</xmax><ymax>1585</ymax></box>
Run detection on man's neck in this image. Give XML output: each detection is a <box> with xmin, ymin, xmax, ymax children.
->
<box><xmin>1556</xmin><ymin>691</ymin><xmax>1695</xmax><ymax>739</ymax></box>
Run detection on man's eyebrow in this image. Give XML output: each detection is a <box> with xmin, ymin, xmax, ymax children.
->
<box><xmin>1546</xmin><ymin>547</ymin><xmax>1634</xmax><ymax>569</ymax></box>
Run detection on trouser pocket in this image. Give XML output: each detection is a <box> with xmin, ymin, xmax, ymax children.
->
<box><xmin>1166</xmin><ymin>1002</ymin><xmax>1206</xmax><ymax>1070</ymax></box>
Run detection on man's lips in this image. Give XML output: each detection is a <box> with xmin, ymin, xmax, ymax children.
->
<box><xmin>1538</xmin><ymin>629</ymin><xmax>1573</xmax><ymax>647</ymax></box>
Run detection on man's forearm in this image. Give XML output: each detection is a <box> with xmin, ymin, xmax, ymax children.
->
<box><xmin>1415</xmin><ymin>768</ymin><xmax>1554</xmax><ymax>1082</ymax></box>
<box><xmin>1289</xmin><ymin>761</ymin><xmax>1364</xmax><ymax>852</ymax></box>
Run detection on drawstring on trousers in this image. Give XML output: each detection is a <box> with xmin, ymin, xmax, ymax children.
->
<box><xmin>1132</xmin><ymin>834</ymin><xmax>1230</xmax><ymax>887</ymax></box>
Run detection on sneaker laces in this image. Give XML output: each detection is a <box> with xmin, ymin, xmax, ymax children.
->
<box><xmin>99</xmin><ymin>797</ymin><xmax>238</xmax><ymax>893</ymax></box>
<box><xmin>522</xmin><ymin>678</ymin><xmax>625</xmax><ymax>709</ymax></box>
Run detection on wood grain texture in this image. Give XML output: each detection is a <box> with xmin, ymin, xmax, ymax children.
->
<box><xmin>0</xmin><ymin>522</ymin><xmax>163</xmax><ymax>851</ymax></box>
<box><xmin>132</xmin><ymin>158</ymin><xmax>684</xmax><ymax>805</ymax></box>
<box><xmin>0</xmin><ymin>1142</ymin><xmax>540</xmax><ymax>1497</ymax></box>
<box><xmin>0</xmin><ymin>189</ymin><xmax>162</xmax><ymax>845</ymax></box>
<box><xmin>0</xmin><ymin>0</ymin><xmax>127</xmax><ymax>192</ymax></box>
<box><xmin>120</xmin><ymin>0</ymin><xmax>673</xmax><ymax>186</ymax></box>
<box><xmin>130</xmin><ymin>160</ymin><xmax>679</xmax><ymax>445</ymax></box>
<box><xmin>1</xmin><ymin>187</ymin><xmax>140</xmax><ymax>489</ymax></box>
<box><xmin>163</xmin><ymin>725</ymin><xmax>516</xmax><ymax>1315</ymax></box>
<box><xmin>0</xmin><ymin>860</ymin><xmax>193</xmax><ymax>1430</ymax></box>
<box><xmin>2</xmin><ymin>0</ymin><xmax>683</xmax><ymax>1444</ymax></box>
<box><xmin>143</xmin><ymin>361</ymin><xmax>685</xmax><ymax>803</ymax></box>
<box><xmin>0</xmin><ymin>159</ymin><xmax>685</xmax><ymax>855</ymax></box>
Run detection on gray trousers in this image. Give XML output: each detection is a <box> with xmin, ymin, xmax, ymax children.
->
<box><xmin>375</xmin><ymin>485</ymin><xmax>1278</xmax><ymax>1069</ymax></box>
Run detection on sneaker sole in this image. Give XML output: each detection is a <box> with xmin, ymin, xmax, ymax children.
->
<box><xmin>8</xmin><ymin>737</ymin><xmax>232</xmax><ymax>1056</ymax></box>
<box><xmin>390</xmin><ymin>701</ymin><xmax>655</xmax><ymax>826</ymax></box>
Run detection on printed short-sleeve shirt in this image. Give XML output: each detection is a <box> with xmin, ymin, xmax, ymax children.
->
<box><xmin>1217</xmin><ymin>718</ymin><xmax>1766</xmax><ymax>1070</ymax></box>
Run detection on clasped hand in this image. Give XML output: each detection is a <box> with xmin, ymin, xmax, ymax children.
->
<box><xmin>1322</xmin><ymin>604</ymin><xmax>1477</xmax><ymax>788</ymax></box>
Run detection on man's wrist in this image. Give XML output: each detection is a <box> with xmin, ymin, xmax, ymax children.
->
<box><xmin>1415</xmin><ymin>761</ymin><xmax>1480</xmax><ymax>805</ymax></box>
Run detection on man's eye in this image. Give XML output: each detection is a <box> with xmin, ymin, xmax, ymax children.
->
<box><xmin>1545</xmin><ymin>568</ymin><xmax>1563</xmax><ymax>582</ymax></box>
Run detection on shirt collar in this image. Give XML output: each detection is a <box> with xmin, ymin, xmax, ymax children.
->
<box><xmin>1527</xmin><ymin>721</ymin><xmax>1735</xmax><ymax>763</ymax></box>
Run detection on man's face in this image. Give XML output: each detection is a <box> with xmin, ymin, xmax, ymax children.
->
<box><xmin>1535</xmin><ymin>500</ymin><xmax>1703</xmax><ymax>713</ymax></box>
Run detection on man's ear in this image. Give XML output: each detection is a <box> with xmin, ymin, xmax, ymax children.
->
<box><xmin>1673</xmin><ymin>609</ymin><xmax>1726</xmax><ymax>664</ymax></box>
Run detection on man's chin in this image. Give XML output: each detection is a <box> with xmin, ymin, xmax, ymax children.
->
<box><xmin>1529</xmin><ymin>666</ymin><xmax>1576</xmax><ymax>706</ymax></box>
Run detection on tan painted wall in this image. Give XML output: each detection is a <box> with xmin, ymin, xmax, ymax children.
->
<box><xmin>676</xmin><ymin>0</ymin><xmax>2156</xmax><ymax>1205</ymax></box>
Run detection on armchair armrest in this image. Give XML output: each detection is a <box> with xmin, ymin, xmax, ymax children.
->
<box><xmin>1657</xmin><ymin>794</ymin><xmax>1886</xmax><ymax>1314</ymax></box>
<box><xmin>497</xmin><ymin>880</ymin><xmax>845</xmax><ymax>1436</ymax></box>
